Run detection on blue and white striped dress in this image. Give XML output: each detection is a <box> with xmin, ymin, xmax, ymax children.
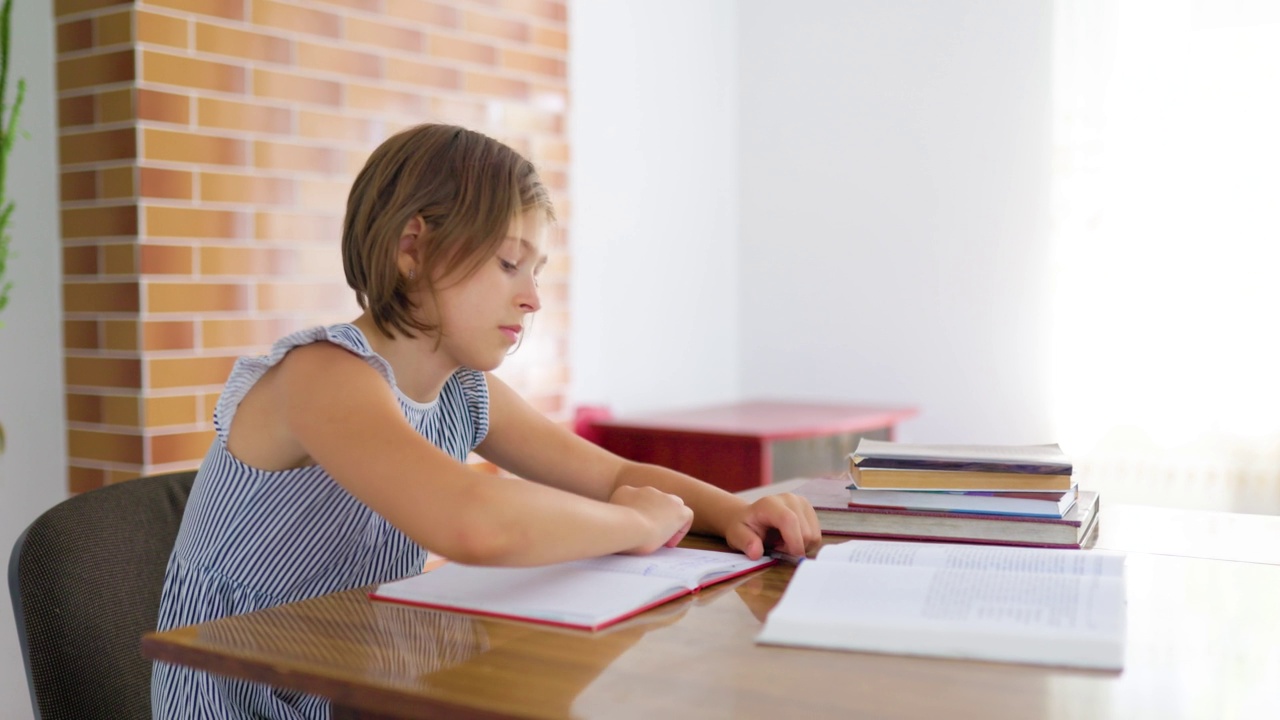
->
<box><xmin>151</xmin><ymin>323</ymin><xmax>489</xmax><ymax>719</ymax></box>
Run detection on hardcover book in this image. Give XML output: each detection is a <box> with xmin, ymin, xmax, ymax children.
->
<box><xmin>792</xmin><ymin>477</ymin><xmax>1099</xmax><ymax>549</ymax></box>
<box><xmin>850</xmin><ymin>439</ymin><xmax>1073</xmax><ymax>474</ymax></box>
<box><xmin>370</xmin><ymin>547</ymin><xmax>774</xmax><ymax>631</ymax></box>
<box><xmin>847</xmin><ymin>483</ymin><xmax>1078</xmax><ymax>517</ymax></box>
<box><xmin>849</xmin><ymin>466</ymin><xmax>1076</xmax><ymax>492</ymax></box>
<box><xmin>849</xmin><ymin>439</ymin><xmax>1074</xmax><ymax>491</ymax></box>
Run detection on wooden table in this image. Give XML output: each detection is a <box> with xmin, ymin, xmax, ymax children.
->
<box><xmin>143</xmin><ymin>498</ymin><xmax>1280</xmax><ymax>719</ymax></box>
<box><xmin>584</xmin><ymin>400</ymin><xmax>918</xmax><ymax>492</ymax></box>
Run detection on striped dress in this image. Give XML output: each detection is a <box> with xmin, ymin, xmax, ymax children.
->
<box><xmin>151</xmin><ymin>323</ymin><xmax>489</xmax><ymax>719</ymax></box>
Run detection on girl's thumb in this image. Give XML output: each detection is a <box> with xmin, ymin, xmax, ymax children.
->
<box><xmin>727</xmin><ymin>526</ymin><xmax>763</xmax><ymax>560</ymax></box>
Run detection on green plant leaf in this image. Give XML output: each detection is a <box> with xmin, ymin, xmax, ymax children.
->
<box><xmin>0</xmin><ymin>0</ymin><xmax>24</xmax><ymax>327</ymax></box>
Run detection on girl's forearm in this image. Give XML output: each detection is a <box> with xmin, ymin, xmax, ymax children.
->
<box><xmin>429</xmin><ymin>472</ymin><xmax>652</xmax><ymax>566</ymax></box>
<box><xmin>611</xmin><ymin>461</ymin><xmax>747</xmax><ymax>537</ymax></box>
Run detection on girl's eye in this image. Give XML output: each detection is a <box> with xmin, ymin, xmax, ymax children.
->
<box><xmin>499</xmin><ymin>258</ymin><xmax>518</xmax><ymax>273</ymax></box>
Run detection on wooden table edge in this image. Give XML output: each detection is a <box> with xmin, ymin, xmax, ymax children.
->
<box><xmin>142</xmin><ymin>622</ymin><xmax>512</xmax><ymax>720</ymax></box>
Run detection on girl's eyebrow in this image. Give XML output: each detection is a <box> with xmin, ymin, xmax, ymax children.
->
<box><xmin>505</xmin><ymin>236</ymin><xmax>549</xmax><ymax>265</ymax></box>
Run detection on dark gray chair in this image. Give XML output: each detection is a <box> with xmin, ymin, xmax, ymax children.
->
<box><xmin>8</xmin><ymin>470</ymin><xmax>196</xmax><ymax>720</ymax></box>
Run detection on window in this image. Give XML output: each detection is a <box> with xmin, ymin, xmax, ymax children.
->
<box><xmin>1052</xmin><ymin>0</ymin><xmax>1280</xmax><ymax>511</ymax></box>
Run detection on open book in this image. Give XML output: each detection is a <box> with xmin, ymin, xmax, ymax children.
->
<box><xmin>371</xmin><ymin>547</ymin><xmax>774</xmax><ymax>631</ymax></box>
<box><xmin>757</xmin><ymin>540</ymin><xmax>1126</xmax><ymax>669</ymax></box>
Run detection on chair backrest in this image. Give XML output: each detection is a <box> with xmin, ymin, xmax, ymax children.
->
<box><xmin>8</xmin><ymin>470</ymin><xmax>196</xmax><ymax>720</ymax></box>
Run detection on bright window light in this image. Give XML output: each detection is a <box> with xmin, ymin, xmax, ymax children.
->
<box><xmin>1052</xmin><ymin>0</ymin><xmax>1280</xmax><ymax>509</ymax></box>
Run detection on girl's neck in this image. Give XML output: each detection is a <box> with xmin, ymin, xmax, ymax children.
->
<box><xmin>351</xmin><ymin>314</ymin><xmax>458</xmax><ymax>404</ymax></box>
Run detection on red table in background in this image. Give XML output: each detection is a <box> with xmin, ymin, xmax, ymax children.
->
<box><xmin>583</xmin><ymin>401</ymin><xmax>919</xmax><ymax>493</ymax></box>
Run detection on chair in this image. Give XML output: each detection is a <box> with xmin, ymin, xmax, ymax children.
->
<box><xmin>8</xmin><ymin>470</ymin><xmax>196</xmax><ymax>720</ymax></box>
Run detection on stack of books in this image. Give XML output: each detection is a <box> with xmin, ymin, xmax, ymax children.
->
<box><xmin>792</xmin><ymin>438</ymin><xmax>1099</xmax><ymax>549</ymax></box>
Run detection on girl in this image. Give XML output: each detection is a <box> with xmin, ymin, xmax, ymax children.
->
<box><xmin>152</xmin><ymin>124</ymin><xmax>820</xmax><ymax>718</ymax></box>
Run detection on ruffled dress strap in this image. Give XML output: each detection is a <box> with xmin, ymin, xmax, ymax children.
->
<box><xmin>212</xmin><ymin>324</ymin><xmax>398</xmax><ymax>445</ymax></box>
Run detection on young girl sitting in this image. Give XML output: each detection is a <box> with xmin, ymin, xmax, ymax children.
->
<box><xmin>151</xmin><ymin>124</ymin><xmax>820</xmax><ymax>719</ymax></box>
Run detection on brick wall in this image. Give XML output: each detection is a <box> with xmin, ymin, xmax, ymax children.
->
<box><xmin>55</xmin><ymin>0</ymin><xmax>569</xmax><ymax>492</ymax></box>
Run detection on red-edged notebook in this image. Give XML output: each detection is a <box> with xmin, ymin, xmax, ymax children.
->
<box><xmin>370</xmin><ymin>547</ymin><xmax>775</xmax><ymax>631</ymax></box>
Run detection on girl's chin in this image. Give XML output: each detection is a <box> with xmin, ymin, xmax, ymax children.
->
<box><xmin>469</xmin><ymin>353</ymin><xmax>507</xmax><ymax>373</ymax></box>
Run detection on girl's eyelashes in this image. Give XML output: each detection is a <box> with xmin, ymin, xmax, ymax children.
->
<box><xmin>499</xmin><ymin>253</ymin><xmax>546</xmax><ymax>283</ymax></box>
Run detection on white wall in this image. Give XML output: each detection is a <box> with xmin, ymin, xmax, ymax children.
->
<box><xmin>0</xmin><ymin>0</ymin><xmax>68</xmax><ymax>716</ymax></box>
<box><xmin>568</xmin><ymin>0</ymin><xmax>740</xmax><ymax>414</ymax></box>
<box><xmin>0</xmin><ymin>1</ymin><xmax>1055</xmax><ymax>712</ymax></box>
<box><xmin>572</xmin><ymin>1</ymin><xmax>1055</xmax><ymax>442</ymax></box>
<box><xmin>736</xmin><ymin>0</ymin><xmax>1055</xmax><ymax>444</ymax></box>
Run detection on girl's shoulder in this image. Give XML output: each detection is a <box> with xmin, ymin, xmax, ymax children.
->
<box><xmin>246</xmin><ymin>323</ymin><xmax>400</xmax><ymax>391</ymax></box>
<box><xmin>268</xmin><ymin>322</ymin><xmax>379</xmax><ymax>359</ymax></box>
<box><xmin>267</xmin><ymin>323</ymin><xmax>391</xmax><ymax>375</ymax></box>
<box><xmin>214</xmin><ymin>324</ymin><xmax>396</xmax><ymax>442</ymax></box>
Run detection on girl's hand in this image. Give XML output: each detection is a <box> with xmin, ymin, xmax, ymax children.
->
<box><xmin>609</xmin><ymin>485</ymin><xmax>695</xmax><ymax>554</ymax></box>
<box><xmin>722</xmin><ymin>493</ymin><xmax>822</xmax><ymax>560</ymax></box>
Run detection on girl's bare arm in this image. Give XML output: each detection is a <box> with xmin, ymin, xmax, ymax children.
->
<box><xmin>477</xmin><ymin>374</ymin><xmax>822</xmax><ymax>559</ymax></box>
<box><xmin>272</xmin><ymin>343</ymin><xmax>691</xmax><ymax>566</ymax></box>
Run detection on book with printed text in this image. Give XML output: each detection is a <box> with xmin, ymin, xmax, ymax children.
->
<box><xmin>757</xmin><ymin>539</ymin><xmax>1127</xmax><ymax>669</ymax></box>
<box><xmin>370</xmin><ymin>547</ymin><xmax>775</xmax><ymax>631</ymax></box>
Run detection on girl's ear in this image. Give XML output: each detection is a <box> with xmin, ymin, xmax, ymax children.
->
<box><xmin>398</xmin><ymin>216</ymin><xmax>425</xmax><ymax>279</ymax></box>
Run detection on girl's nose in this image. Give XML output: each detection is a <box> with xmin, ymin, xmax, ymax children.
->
<box><xmin>520</xmin><ymin>278</ymin><xmax>541</xmax><ymax>313</ymax></box>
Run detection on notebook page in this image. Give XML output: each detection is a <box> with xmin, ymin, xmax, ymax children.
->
<box><xmin>374</xmin><ymin>563</ymin><xmax>680</xmax><ymax>628</ymax></box>
<box><xmin>567</xmin><ymin>547</ymin><xmax>770</xmax><ymax>588</ymax></box>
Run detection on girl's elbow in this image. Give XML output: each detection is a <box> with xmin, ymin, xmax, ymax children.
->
<box><xmin>434</xmin><ymin>518</ymin><xmax>526</xmax><ymax>566</ymax></box>
<box><xmin>408</xmin><ymin>478</ymin><xmax>534</xmax><ymax>565</ymax></box>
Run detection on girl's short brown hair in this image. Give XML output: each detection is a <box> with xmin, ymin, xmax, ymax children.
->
<box><xmin>343</xmin><ymin>124</ymin><xmax>555</xmax><ymax>339</ymax></box>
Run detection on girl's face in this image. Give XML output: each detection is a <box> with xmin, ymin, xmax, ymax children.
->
<box><xmin>429</xmin><ymin>214</ymin><xmax>548</xmax><ymax>371</ymax></box>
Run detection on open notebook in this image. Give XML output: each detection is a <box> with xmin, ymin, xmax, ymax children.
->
<box><xmin>371</xmin><ymin>547</ymin><xmax>775</xmax><ymax>631</ymax></box>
